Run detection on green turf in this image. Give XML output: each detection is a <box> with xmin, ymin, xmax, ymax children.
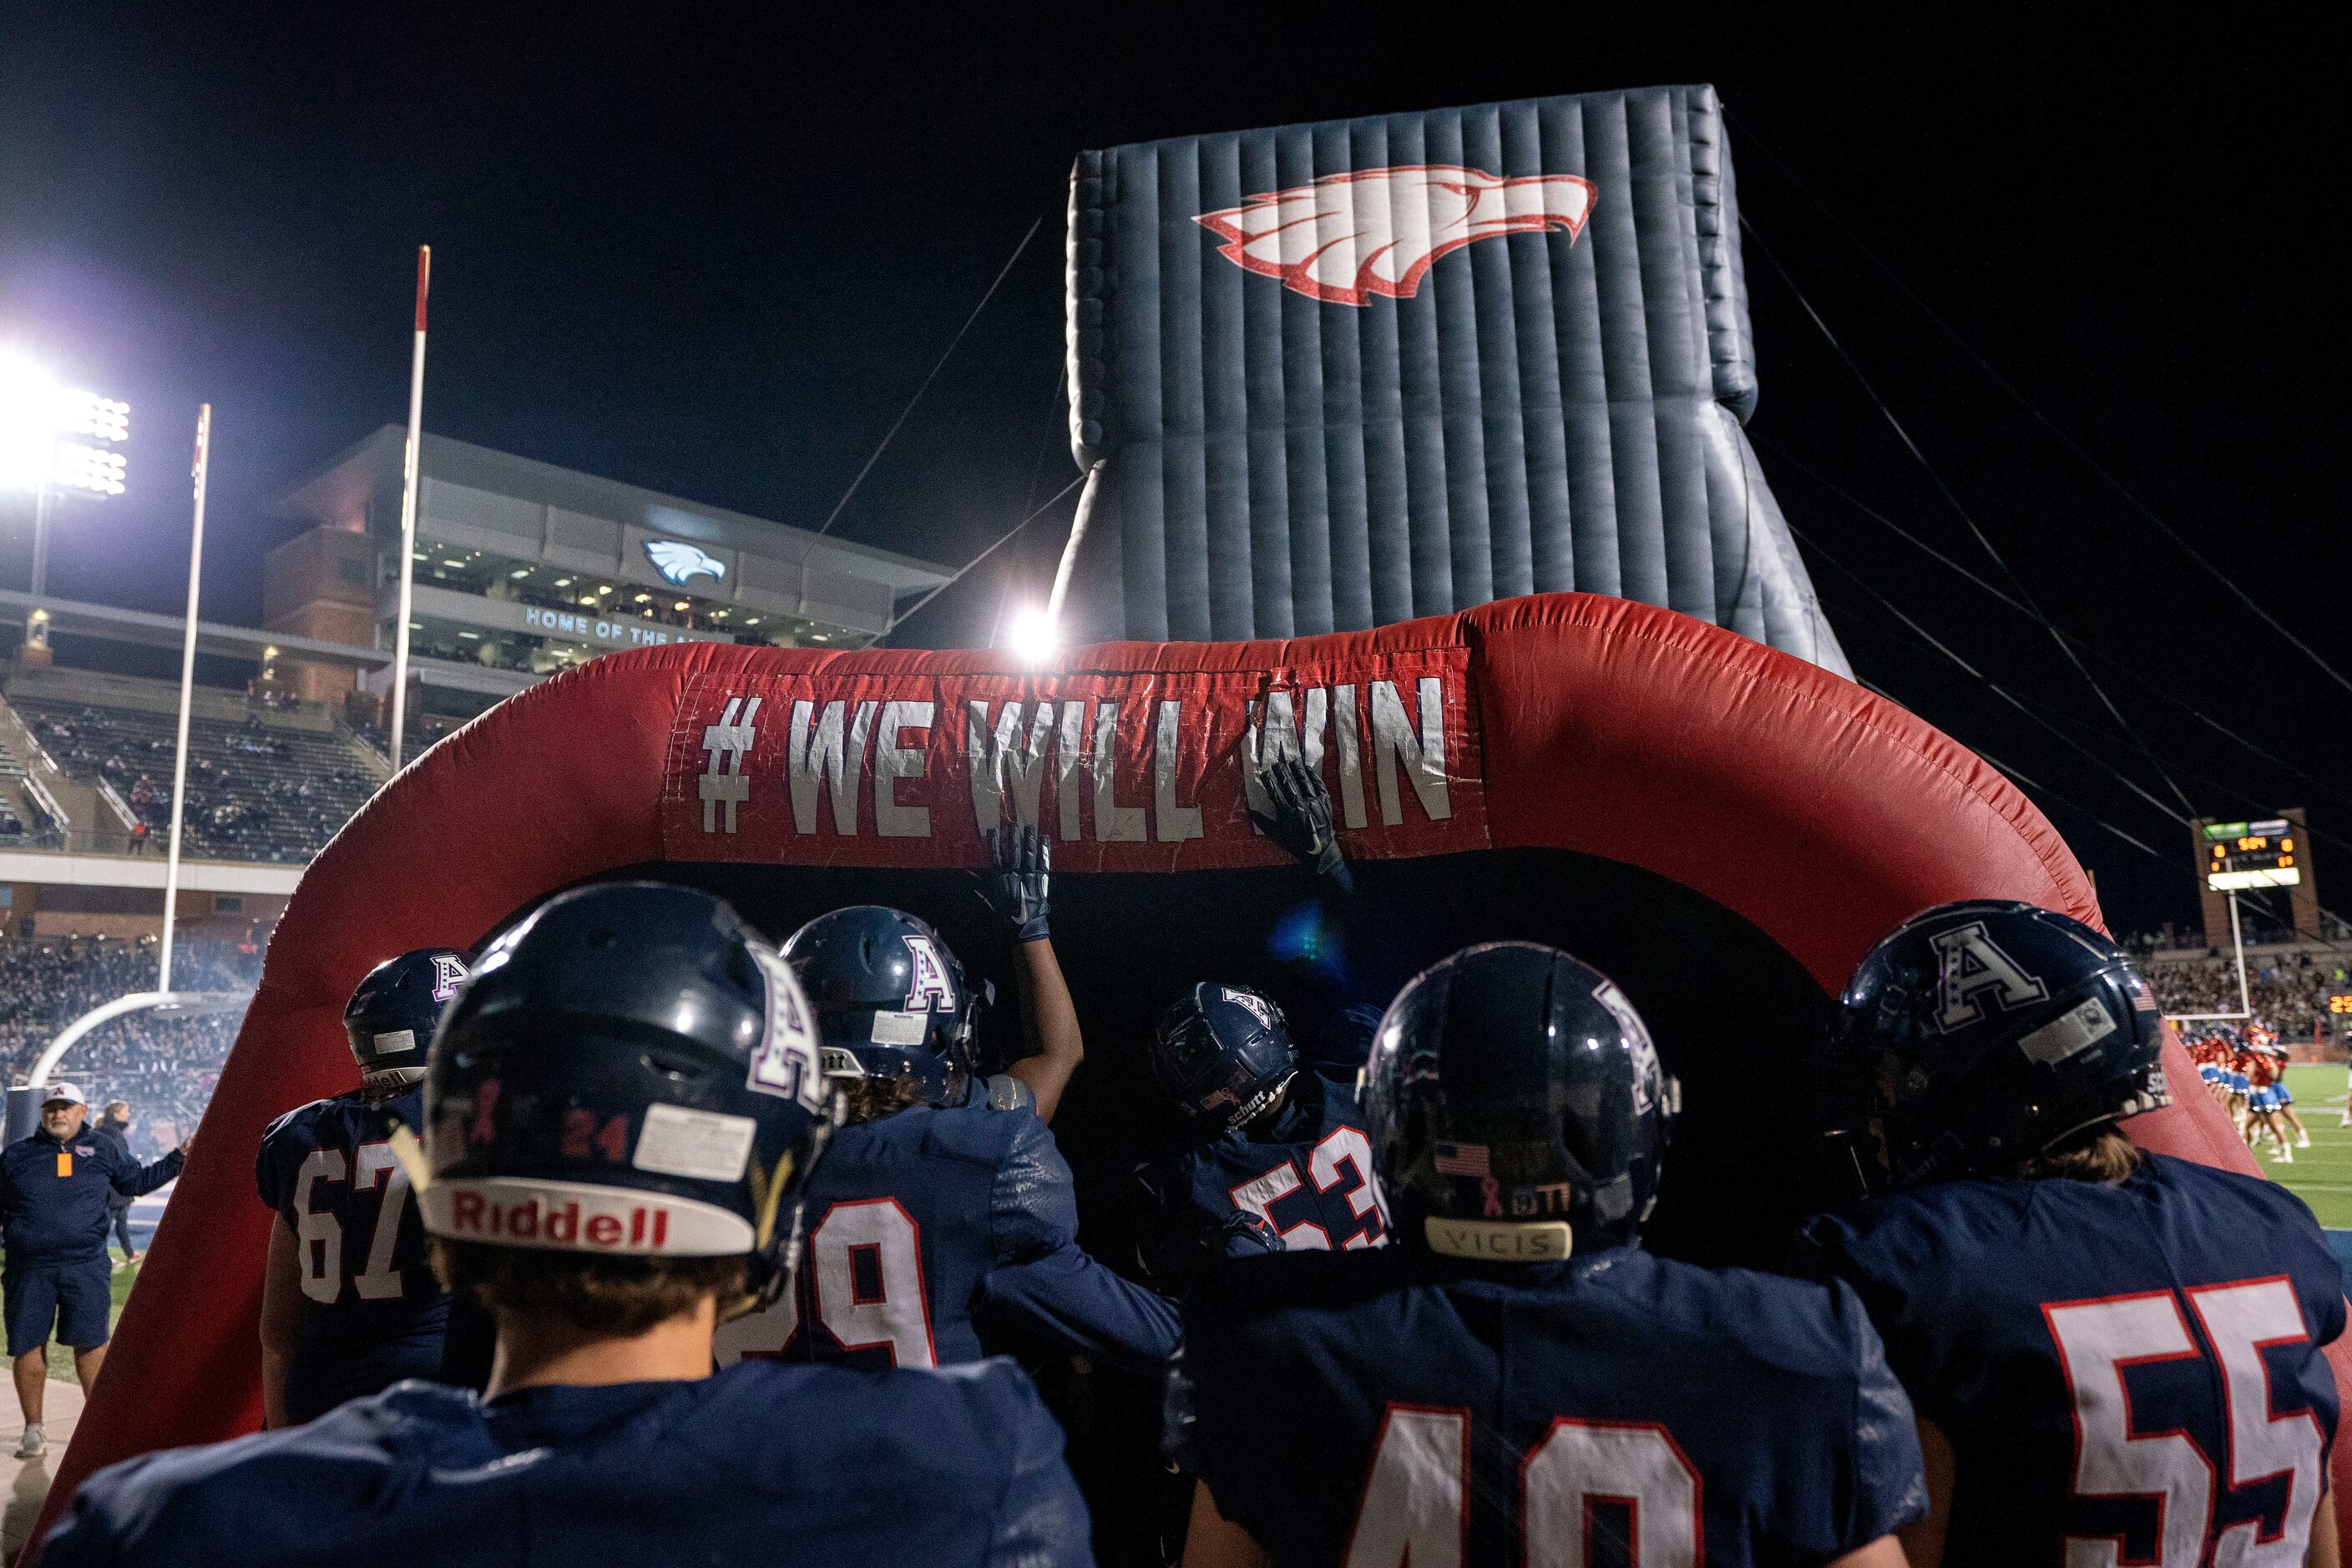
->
<box><xmin>2244</xmin><ymin>1065</ymin><xmax>2352</xmax><ymax>1230</ymax></box>
<box><xmin>42</xmin><ymin>1248</ymin><xmax>139</xmax><ymax>1381</ymax></box>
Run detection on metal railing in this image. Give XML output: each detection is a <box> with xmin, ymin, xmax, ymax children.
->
<box><xmin>0</xmin><ymin>825</ymin><xmax>308</xmax><ymax>864</ymax></box>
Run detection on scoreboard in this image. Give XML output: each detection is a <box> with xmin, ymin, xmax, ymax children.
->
<box><xmin>2205</xmin><ymin>819</ymin><xmax>2301</xmax><ymax>891</ymax></box>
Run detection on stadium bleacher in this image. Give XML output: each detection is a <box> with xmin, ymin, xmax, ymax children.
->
<box><xmin>0</xmin><ymin>933</ymin><xmax>258</xmax><ymax>1151</ymax></box>
<box><xmin>7</xmin><ymin>685</ymin><xmax>385</xmax><ymax>863</ymax></box>
<box><xmin>2140</xmin><ymin>943</ymin><xmax>2352</xmax><ymax>1041</ymax></box>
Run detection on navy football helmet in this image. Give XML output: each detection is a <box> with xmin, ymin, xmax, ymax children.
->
<box><xmin>422</xmin><ymin>883</ymin><xmax>832</xmax><ymax>1315</ymax></box>
<box><xmin>1823</xmin><ymin>899</ymin><xmax>2167</xmax><ymax>1193</ymax></box>
<box><xmin>1364</xmin><ymin>942</ymin><xmax>1673</xmax><ymax>1262</ymax></box>
<box><xmin>344</xmin><ymin>947</ymin><xmax>471</xmax><ymax>1089</ymax></box>
<box><xmin>781</xmin><ymin>905</ymin><xmax>977</xmax><ymax>1107</ymax></box>
<box><xmin>1149</xmin><ymin>983</ymin><xmax>1299</xmax><ymax>1135</ymax></box>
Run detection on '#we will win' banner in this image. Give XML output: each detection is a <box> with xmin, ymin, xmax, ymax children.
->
<box><xmin>658</xmin><ymin>645</ymin><xmax>1487</xmax><ymax>872</ymax></box>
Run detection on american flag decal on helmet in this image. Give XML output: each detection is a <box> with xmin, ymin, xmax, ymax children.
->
<box><xmin>1433</xmin><ymin>1141</ymin><xmax>1491</xmax><ymax>1178</ymax></box>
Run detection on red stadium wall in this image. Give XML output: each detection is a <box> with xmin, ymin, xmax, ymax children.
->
<box><xmin>28</xmin><ymin>592</ymin><xmax>2334</xmax><ymax>1554</ymax></box>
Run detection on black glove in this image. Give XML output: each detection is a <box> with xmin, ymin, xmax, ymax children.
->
<box><xmin>1249</xmin><ymin>755</ymin><xmax>1353</xmax><ymax>892</ymax></box>
<box><xmin>975</xmin><ymin>822</ymin><xmax>1051</xmax><ymax>943</ymax></box>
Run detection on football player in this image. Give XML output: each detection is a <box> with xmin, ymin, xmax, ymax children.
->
<box><xmin>711</xmin><ymin>898</ymin><xmax>1180</xmax><ymax>1372</ymax></box>
<box><xmin>969</xmin><ymin>822</ymin><xmax>1086</xmax><ymax>1124</ymax></box>
<box><xmin>1132</xmin><ymin>982</ymin><xmax>1384</xmax><ymax>1294</ymax></box>
<box><xmin>1178</xmin><ymin>941</ymin><xmax>1925</xmax><ymax>1568</ymax></box>
<box><xmin>45</xmin><ymin>883</ymin><xmax>1091</xmax><ymax>1567</ymax></box>
<box><xmin>254</xmin><ymin>947</ymin><xmax>467</xmax><ymax>1427</ymax></box>
<box><xmin>1798</xmin><ymin>899</ymin><xmax>2342</xmax><ymax>1567</ymax></box>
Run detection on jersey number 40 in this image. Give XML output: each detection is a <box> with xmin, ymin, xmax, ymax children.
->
<box><xmin>2046</xmin><ymin>1277</ymin><xmax>2327</xmax><ymax>1566</ymax></box>
<box><xmin>1346</xmin><ymin>1404</ymin><xmax>1699</xmax><ymax>1567</ymax></box>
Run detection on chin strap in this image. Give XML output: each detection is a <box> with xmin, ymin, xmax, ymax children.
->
<box><xmin>1233</xmin><ymin>1071</ymin><xmax>1296</xmax><ymax>1131</ymax></box>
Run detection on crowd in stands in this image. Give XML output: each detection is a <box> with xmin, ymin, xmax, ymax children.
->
<box><xmin>2142</xmin><ymin>948</ymin><xmax>2352</xmax><ymax>1039</ymax></box>
<box><xmin>20</xmin><ymin>701</ymin><xmax>380</xmax><ymax>862</ymax></box>
<box><xmin>0</xmin><ymin>933</ymin><xmax>258</xmax><ymax>1153</ymax></box>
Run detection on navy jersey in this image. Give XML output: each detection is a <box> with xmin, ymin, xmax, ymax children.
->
<box><xmin>713</xmin><ymin>1100</ymin><xmax>1179</xmax><ymax>1374</ymax></box>
<box><xmin>1136</xmin><ymin>1071</ymin><xmax>1385</xmax><ymax>1291</ymax></box>
<box><xmin>0</xmin><ymin>1128</ymin><xmax>181</xmax><ymax>1266</ymax></box>
<box><xmin>1796</xmin><ymin>1151</ymin><xmax>2344</xmax><ymax>1567</ymax></box>
<box><xmin>43</xmin><ymin>1358</ymin><xmax>1091</xmax><ymax>1568</ymax></box>
<box><xmin>255</xmin><ymin>1089</ymin><xmax>449</xmax><ymax>1419</ymax></box>
<box><xmin>1184</xmin><ymin>1247</ymin><xmax>1924</xmax><ymax>1567</ymax></box>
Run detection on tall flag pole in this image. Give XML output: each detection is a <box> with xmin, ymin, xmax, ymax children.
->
<box><xmin>388</xmin><ymin>245</ymin><xmax>430</xmax><ymax>771</ymax></box>
<box><xmin>159</xmin><ymin>404</ymin><xmax>210</xmax><ymax>995</ymax></box>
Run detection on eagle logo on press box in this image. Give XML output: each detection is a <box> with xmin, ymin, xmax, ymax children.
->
<box><xmin>644</xmin><ymin>539</ymin><xmax>727</xmax><ymax>587</ymax></box>
<box><xmin>1194</xmin><ymin>164</ymin><xmax>1596</xmax><ymax>306</ymax></box>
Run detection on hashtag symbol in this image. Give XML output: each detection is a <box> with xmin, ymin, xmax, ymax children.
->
<box><xmin>700</xmin><ymin>695</ymin><xmax>761</xmax><ymax>833</ymax></box>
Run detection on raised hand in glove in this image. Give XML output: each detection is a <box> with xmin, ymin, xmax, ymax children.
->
<box><xmin>1249</xmin><ymin>754</ymin><xmax>1353</xmax><ymax>892</ymax></box>
<box><xmin>975</xmin><ymin>822</ymin><xmax>1052</xmax><ymax>943</ymax></box>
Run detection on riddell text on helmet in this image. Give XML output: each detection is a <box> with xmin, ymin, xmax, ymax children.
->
<box><xmin>427</xmin><ymin>1180</ymin><xmax>756</xmax><ymax>1255</ymax></box>
<box><xmin>448</xmin><ymin>1190</ymin><xmax>665</xmax><ymax>1247</ymax></box>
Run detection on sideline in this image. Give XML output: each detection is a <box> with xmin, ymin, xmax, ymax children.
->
<box><xmin>0</xmin><ymin>1378</ymin><xmax>84</xmax><ymax>1563</ymax></box>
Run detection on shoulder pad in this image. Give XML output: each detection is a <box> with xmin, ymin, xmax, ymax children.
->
<box><xmin>984</xmin><ymin>1074</ymin><xmax>1034</xmax><ymax>1113</ymax></box>
<box><xmin>258</xmin><ymin>1099</ymin><xmax>328</xmax><ymax>1148</ymax></box>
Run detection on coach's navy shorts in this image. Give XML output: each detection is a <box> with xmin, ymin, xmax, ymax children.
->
<box><xmin>4</xmin><ymin>1262</ymin><xmax>112</xmax><ymax>1356</ymax></box>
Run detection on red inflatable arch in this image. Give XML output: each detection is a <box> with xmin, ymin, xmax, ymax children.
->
<box><xmin>30</xmin><ymin>592</ymin><xmax>2341</xmax><ymax>1553</ymax></box>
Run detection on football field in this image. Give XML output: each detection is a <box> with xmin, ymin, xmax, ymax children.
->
<box><xmin>2262</xmin><ymin>1066</ymin><xmax>2352</xmax><ymax>1229</ymax></box>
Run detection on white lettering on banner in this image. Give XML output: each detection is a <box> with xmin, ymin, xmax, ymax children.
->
<box><xmin>683</xmin><ymin>668</ymin><xmax>1463</xmax><ymax>850</ymax></box>
<box><xmin>700</xmin><ymin>696</ymin><xmax>760</xmax><ymax>834</ymax></box>
<box><xmin>1332</xmin><ymin>685</ymin><xmax>1368</xmax><ymax>829</ymax></box>
<box><xmin>1155</xmin><ymin>699</ymin><xmax>1204</xmax><ymax>842</ymax></box>
<box><xmin>1092</xmin><ymin>702</ymin><xmax>1148</xmax><ymax>842</ymax></box>
<box><xmin>1243</xmin><ymin>688</ymin><xmax>1331</xmax><ymax>820</ymax></box>
<box><xmin>1055</xmin><ymin>701</ymin><xmax>1088</xmax><ymax>842</ymax></box>
<box><xmin>1369</xmin><ymin>678</ymin><xmax>1451</xmax><ymax>826</ymax></box>
<box><xmin>873</xmin><ymin>701</ymin><xmax>933</xmax><ymax>838</ymax></box>
<box><xmin>967</xmin><ymin>700</ymin><xmax>1057</xmax><ymax>834</ymax></box>
<box><xmin>788</xmin><ymin>699</ymin><xmax>875</xmax><ymax>835</ymax></box>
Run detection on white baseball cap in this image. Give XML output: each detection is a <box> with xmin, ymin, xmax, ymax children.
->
<box><xmin>41</xmin><ymin>1084</ymin><xmax>86</xmax><ymax>1108</ymax></box>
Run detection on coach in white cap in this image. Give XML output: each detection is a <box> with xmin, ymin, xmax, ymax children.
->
<box><xmin>0</xmin><ymin>1084</ymin><xmax>189</xmax><ymax>1459</ymax></box>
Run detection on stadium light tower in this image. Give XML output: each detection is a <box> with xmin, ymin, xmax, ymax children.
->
<box><xmin>0</xmin><ymin>352</ymin><xmax>131</xmax><ymax>596</ymax></box>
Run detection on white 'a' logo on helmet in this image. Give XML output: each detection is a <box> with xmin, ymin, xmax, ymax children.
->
<box><xmin>430</xmin><ymin>953</ymin><xmax>469</xmax><ymax>1003</ymax></box>
<box><xmin>903</xmin><ymin>936</ymin><xmax>957</xmax><ymax>1013</ymax></box>
<box><xmin>1222</xmin><ymin>988</ymin><xmax>1277</xmax><ymax>1030</ymax></box>
<box><xmin>1593</xmin><ymin>979</ymin><xmax>1662</xmax><ymax>1115</ymax></box>
<box><xmin>1929</xmin><ymin>922</ymin><xmax>2049</xmax><ymax>1031</ymax></box>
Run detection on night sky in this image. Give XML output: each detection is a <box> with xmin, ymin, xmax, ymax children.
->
<box><xmin>0</xmin><ymin>5</ymin><xmax>2339</xmax><ymax>937</ymax></box>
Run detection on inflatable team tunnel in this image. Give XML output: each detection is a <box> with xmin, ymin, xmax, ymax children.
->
<box><xmin>29</xmin><ymin>592</ymin><xmax>2349</xmax><ymax>1550</ymax></box>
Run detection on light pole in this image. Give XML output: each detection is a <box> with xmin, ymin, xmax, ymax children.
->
<box><xmin>159</xmin><ymin>405</ymin><xmax>209</xmax><ymax>994</ymax></box>
<box><xmin>0</xmin><ymin>353</ymin><xmax>129</xmax><ymax>595</ymax></box>
<box><xmin>388</xmin><ymin>246</ymin><xmax>430</xmax><ymax>771</ymax></box>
